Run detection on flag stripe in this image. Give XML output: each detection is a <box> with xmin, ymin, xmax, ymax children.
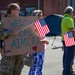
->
<box><xmin>34</xmin><ymin>18</ymin><xmax>50</xmax><ymax>36</ymax></box>
<box><xmin>63</xmin><ymin>32</ymin><xmax>75</xmax><ymax>47</ymax></box>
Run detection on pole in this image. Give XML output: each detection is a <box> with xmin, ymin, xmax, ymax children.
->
<box><xmin>67</xmin><ymin>0</ymin><xmax>71</xmax><ymax>6</ymax></box>
<box><xmin>38</xmin><ymin>0</ymin><xmax>40</xmax><ymax>9</ymax></box>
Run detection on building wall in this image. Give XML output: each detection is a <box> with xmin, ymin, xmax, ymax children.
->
<box><xmin>44</xmin><ymin>0</ymin><xmax>67</xmax><ymax>16</ymax></box>
<box><xmin>0</xmin><ymin>0</ymin><xmax>21</xmax><ymax>9</ymax></box>
<box><xmin>0</xmin><ymin>0</ymin><xmax>38</xmax><ymax>10</ymax></box>
<box><xmin>0</xmin><ymin>0</ymin><xmax>67</xmax><ymax>16</ymax></box>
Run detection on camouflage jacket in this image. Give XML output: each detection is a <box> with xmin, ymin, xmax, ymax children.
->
<box><xmin>0</xmin><ymin>21</ymin><xmax>13</xmax><ymax>40</ymax></box>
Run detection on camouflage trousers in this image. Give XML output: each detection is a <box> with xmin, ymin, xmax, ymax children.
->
<box><xmin>0</xmin><ymin>54</ymin><xmax>24</xmax><ymax>75</ymax></box>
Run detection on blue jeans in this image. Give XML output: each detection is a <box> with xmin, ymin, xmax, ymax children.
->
<box><xmin>28</xmin><ymin>51</ymin><xmax>45</xmax><ymax>75</ymax></box>
<box><xmin>62</xmin><ymin>41</ymin><xmax>75</xmax><ymax>75</ymax></box>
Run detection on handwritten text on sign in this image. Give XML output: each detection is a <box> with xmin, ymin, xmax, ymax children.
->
<box><xmin>3</xmin><ymin>16</ymin><xmax>38</xmax><ymax>30</ymax></box>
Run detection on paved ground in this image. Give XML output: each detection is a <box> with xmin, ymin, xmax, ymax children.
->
<box><xmin>0</xmin><ymin>36</ymin><xmax>75</xmax><ymax>75</ymax></box>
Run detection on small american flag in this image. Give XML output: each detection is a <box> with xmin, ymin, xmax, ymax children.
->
<box><xmin>34</xmin><ymin>18</ymin><xmax>50</xmax><ymax>36</ymax></box>
<box><xmin>63</xmin><ymin>31</ymin><xmax>75</xmax><ymax>47</ymax></box>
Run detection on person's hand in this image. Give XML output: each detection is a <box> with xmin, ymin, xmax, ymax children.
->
<box><xmin>40</xmin><ymin>40</ymin><xmax>49</xmax><ymax>45</ymax></box>
<box><xmin>70</xmin><ymin>28</ymin><xmax>75</xmax><ymax>32</ymax></box>
<box><xmin>70</xmin><ymin>28</ymin><xmax>75</xmax><ymax>38</ymax></box>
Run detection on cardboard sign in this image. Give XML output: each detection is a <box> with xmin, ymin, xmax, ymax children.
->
<box><xmin>3</xmin><ymin>16</ymin><xmax>43</xmax><ymax>56</ymax></box>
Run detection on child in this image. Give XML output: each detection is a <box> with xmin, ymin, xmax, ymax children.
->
<box><xmin>28</xmin><ymin>10</ymin><xmax>49</xmax><ymax>75</ymax></box>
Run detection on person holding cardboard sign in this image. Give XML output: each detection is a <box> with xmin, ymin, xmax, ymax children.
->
<box><xmin>0</xmin><ymin>3</ymin><xmax>24</xmax><ymax>75</ymax></box>
<box><xmin>28</xmin><ymin>10</ymin><xmax>49</xmax><ymax>75</ymax></box>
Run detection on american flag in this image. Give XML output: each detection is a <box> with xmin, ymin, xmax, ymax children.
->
<box><xmin>34</xmin><ymin>18</ymin><xmax>50</xmax><ymax>36</ymax></box>
<box><xmin>63</xmin><ymin>31</ymin><xmax>75</xmax><ymax>47</ymax></box>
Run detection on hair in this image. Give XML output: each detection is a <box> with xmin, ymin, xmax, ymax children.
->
<box><xmin>31</xmin><ymin>10</ymin><xmax>43</xmax><ymax>16</ymax></box>
<box><xmin>7</xmin><ymin>3</ymin><xmax>19</xmax><ymax>14</ymax></box>
<box><xmin>64</xmin><ymin>6</ymin><xmax>74</xmax><ymax>14</ymax></box>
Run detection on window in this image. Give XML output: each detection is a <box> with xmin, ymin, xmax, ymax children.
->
<box><xmin>26</xmin><ymin>6</ymin><xmax>36</xmax><ymax>16</ymax></box>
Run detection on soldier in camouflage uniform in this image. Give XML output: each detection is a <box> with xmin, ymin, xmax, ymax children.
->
<box><xmin>0</xmin><ymin>3</ymin><xmax>24</xmax><ymax>75</ymax></box>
